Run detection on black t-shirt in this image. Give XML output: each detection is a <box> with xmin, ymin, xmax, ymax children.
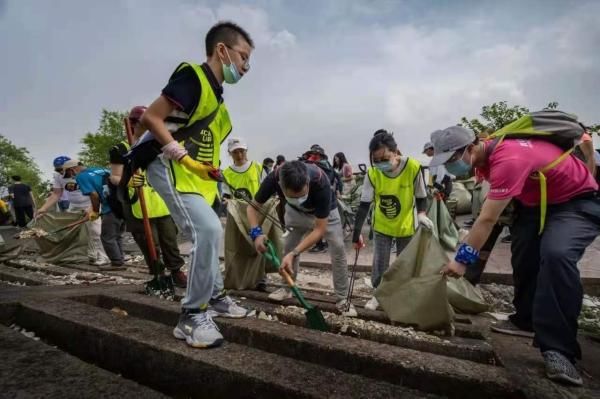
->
<box><xmin>161</xmin><ymin>63</ymin><xmax>223</xmax><ymax>116</ymax></box>
<box><xmin>254</xmin><ymin>164</ymin><xmax>334</xmax><ymax>219</ymax></box>
<box><xmin>9</xmin><ymin>183</ymin><xmax>32</xmax><ymax>207</ymax></box>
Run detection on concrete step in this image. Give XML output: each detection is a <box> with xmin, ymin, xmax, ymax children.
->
<box><xmin>10</xmin><ymin>297</ymin><xmax>437</xmax><ymax>399</ymax></box>
<box><xmin>0</xmin><ymin>264</ymin><xmax>45</xmax><ymax>285</ymax></box>
<box><xmin>70</xmin><ymin>291</ymin><xmax>523</xmax><ymax>398</ymax></box>
<box><xmin>0</xmin><ymin>324</ymin><xmax>167</xmax><ymax>398</ymax></box>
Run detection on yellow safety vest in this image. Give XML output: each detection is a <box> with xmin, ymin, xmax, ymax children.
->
<box><xmin>368</xmin><ymin>157</ymin><xmax>421</xmax><ymax>238</ymax></box>
<box><xmin>168</xmin><ymin>63</ymin><xmax>232</xmax><ymax>205</ymax></box>
<box><xmin>121</xmin><ymin>141</ymin><xmax>170</xmax><ymax>219</ymax></box>
<box><xmin>223</xmin><ymin>161</ymin><xmax>262</xmax><ymax>199</ymax></box>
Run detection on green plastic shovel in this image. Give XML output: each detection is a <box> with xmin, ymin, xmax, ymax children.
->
<box><xmin>263</xmin><ymin>241</ymin><xmax>329</xmax><ymax>332</ymax></box>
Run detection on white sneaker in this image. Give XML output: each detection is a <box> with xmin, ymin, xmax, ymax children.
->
<box><xmin>268</xmin><ymin>288</ymin><xmax>293</xmax><ymax>302</ymax></box>
<box><xmin>173</xmin><ymin>310</ymin><xmax>223</xmax><ymax>348</ymax></box>
<box><xmin>282</xmin><ymin>230</ymin><xmax>290</xmax><ymax>238</ymax></box>
<box><xmin>89</xmin><ymin>259</ymin><xmax>110</xmax><ymax>267</ymax></box>
<box><xmin>336</xmin><ymin>299</ymin><xmax>358</xmax><ymax>317</ymax></box>
<box><xmin>208</xmin><ymin>295</ymin><xmax>249</xmax><ymax>318</ymax></box>
<box><xmin>364</xmin><ymin>296</ymin><xmax>379</xmax><ymax>311</ymax></box>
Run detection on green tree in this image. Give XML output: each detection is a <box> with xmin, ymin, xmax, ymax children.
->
<box><xmin>0</xmin><ymin>135</ymin><xmax>48</xmax><ymax>200</ymax></box>
<box><xmin>460</xmin><ymin>101</ymin><xmax>531</xmax><ymax>134</ymax></box>
<box><xmin>79</xmin><ymin>109</ymin><xmax>128</xmax><ymax>166</ymax></box>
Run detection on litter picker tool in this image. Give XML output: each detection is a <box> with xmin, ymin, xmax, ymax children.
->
<box><xmin>124</xmin><ymin>117</ymin><xmax>174</xmax><ymax>298</ymax></box>
<box><xmin>262</xmin><ymin>240</ymin><xmax>329</xmax><ymax>332</ymax></box>
<box><xmin>345</xmin><ymin>238</ymin><xmax>363</xmax><ymax>312</ymax></box>
<box><xmin>205</xmin><ymin>165</ymin><xmax>292</xmax><ymax>234</ymax></box>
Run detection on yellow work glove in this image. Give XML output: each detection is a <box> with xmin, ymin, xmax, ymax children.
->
<box><xmin>88</xmin><ymin>210</ymin><xmax>100</xmax><ymax>221</ymax></box>
<box><xmin>178</xmin><ymin>155</ymin><xmax>214</xmax><ymax>181</ymax></box>
<box><xmin>127</xmin><ymin>173</ymin><xmax>145</xmax><ymax>188</ymax></box>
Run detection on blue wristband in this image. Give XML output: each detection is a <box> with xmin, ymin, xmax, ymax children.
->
<box><xmin>455</xmin><ymin>243</ymin><xmax>480</xmax><ymax>266</ymax></box>
<box><xmin>249</xmin><ymin>226</ymin><xmax>263</xmax><ymax>241</ymax></box>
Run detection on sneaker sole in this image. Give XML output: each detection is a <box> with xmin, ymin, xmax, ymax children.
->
<box><xmin>173</xmin><ymin>327</ymin><xmax>224</xmax><ymax>348</ymax></box>
<box><xmin>207</xmin><ymin>309</ymin><xmax>249</xmax><ymax>319</ymax></box>
<box><xmin>490</xmin><ymin>326</ymin><xmax>535</xmax><ymax>338</ymax></box>
<box><xmin>268</xmin><ymin>296</ymin><xmax>293</xmax><ymax>302</ymax></box>
<box><xmin>546</xmin><ymin>371</ymin><xmax>583</xmax><ymax>386</ymax></box>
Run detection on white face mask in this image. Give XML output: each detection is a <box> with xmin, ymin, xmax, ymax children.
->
<box><xmin>285</xmin><ymin>194</ymin><xmax>309</xmax><ymax>206</ymax></box>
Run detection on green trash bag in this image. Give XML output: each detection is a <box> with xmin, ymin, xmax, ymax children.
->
<box><xmin>0</xmin><ymin>229</ymin><xmax>23</xmax><ymax>262</ymax></box>
<box><xmin>224</xmin><ymin>198</ymin><xmax>283</xmax><ymax>290</ymax></box>
<box><xmin>448</xmin><ymin>182</ymin><xmax>472</xmax><ymax>215</ymax></box>
<box><xmin>427</xmin><ymin>197</ymin><xmax>459</xmax><ymax>252</ymax></box>
<box><xmin>375</xmin><ymin>228</ymin><xmax>454</xmax><ymax>331</ymax></box>
<box><xmin>34</xmin><ymin>212</ymin><xmax>89</xmax><ymax>265</ymax></box>
<box><xmin>427</xmin><ymin>198</ymin><xmax>488</xmax><ymax>314</ymax></box>
<box><xmin>447</xmin><ymin>278</ymin><xmax>489</xmax><ymax>314</ymax></box>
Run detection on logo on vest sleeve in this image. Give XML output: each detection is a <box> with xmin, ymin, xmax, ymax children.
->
<box><xmin>379</xmin><ymin>195</ymin><xmax>401</xmax><ymax>219</ymax></box>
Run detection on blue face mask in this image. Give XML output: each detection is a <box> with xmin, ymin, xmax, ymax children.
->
<box><xmin>222</xmin><ymin>48</ymin><xmax>242</xmax><ymax>84</ymax></box>
<box><xmin>445</xmin><ymin>149</ymin><xmax>472</xmax><ymax>176</ymax></box>
<box><xmin>374</xmin><ymin>161</ymin><xmax>393</xmax><ymax>172</ymax></box>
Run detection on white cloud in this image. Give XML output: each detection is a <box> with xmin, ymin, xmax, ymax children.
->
<box><xmin>0</xmin><ymin>0</ymin><xmax>598</xmax><ymax>176</ymax></box>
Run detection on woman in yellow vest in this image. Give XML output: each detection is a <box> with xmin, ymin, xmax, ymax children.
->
<box><xmin>222</xmin><ymin>137</ymin><xmax>270</xmax><ymax>291</ymax></box>
<box><xmin>222</xmin><ymin>137</ymin><xmax>263</xmax><ymax>200</ymax></box>
<box><xmin>352</xmin><ymin>129</ymin><xmax>433</xmax><ymax>310</ymax></box>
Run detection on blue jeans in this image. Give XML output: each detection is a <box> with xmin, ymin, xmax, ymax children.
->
<box><xmin>371</xmin><ymin>232</ymin><xmax>411</xmax><ymax>289</ymax></box>
<box><xmin>147</xmin><ymin>157</ymin><xmax>224</xmax><ymax>310</ymax></box>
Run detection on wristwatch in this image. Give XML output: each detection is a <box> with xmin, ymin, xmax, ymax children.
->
<box><xmin>291</xmin><ymin>249</ymin><xmax>301</xmax><ymax>258</ymax></box>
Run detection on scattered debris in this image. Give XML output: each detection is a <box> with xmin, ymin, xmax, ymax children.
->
<box><xmin>9</xmin><ymin>324</ymin><xmax>40</xmax><ymax>341</ymax></box>
<box><xmin>479</xmin><ymin>283</ymin><xmax>514</xmax><ymax>313</ymax></box>
<box><xmin>580</xmin><ymin>295</ymin><xmax>600</xmax><ymax>337</ymax></box>
<box><xmin>16</xmin><ymin>228</ymin><xmax>48</xmax><ymax>239</ymax></box>
<box><xmin>1</xmin><ymin>280</ymin><xmax>27</xmax><ymax>286</ymax></box>
<box><xmin>274</xmin><ymin>305</ymin><xmax>451</xmax><ymax>342</ymax></box>
<box><xmin>111</xmin><ymin>307</ymin><xmax>128</xmax><ymax>317</ymax></box>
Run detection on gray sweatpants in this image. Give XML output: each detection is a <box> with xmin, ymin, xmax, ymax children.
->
<box><xmin>371</xmin><ymin>232</ymin><xmax>412</xmax><ymax>289</ymax></box>
<box><xmin>100</xmin><ymin>212</ymin><xmax>125</xmax><ymax>263</ymax></box>
<box><xmin>147</xmin><ymin>157</ymin><xmax>223</xmax><ymax>310</ymax></box>
<box><xmin>284</xmin><ymin>204</ymin><xmax>348</xmax><ymax>301</ymax></box>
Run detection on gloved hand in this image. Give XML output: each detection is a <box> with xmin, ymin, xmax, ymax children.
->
<box><xmin>128</xmin><ymin>173</ymin><xmax>145</xmax><ymax>188</ymax></box>
<box><xmin>353</xmin><ymin>234</ymin><xmax>365</xmax><ymax>250</ymax></box>
<box><xmin>179</xmin><ymin>155</ymin><xmax>215</xmax><ymax>180</ymax></box>
<box><xmin>88</xmin><ymin>210</ymin><xmax>100</xmax><ymax>221</ymax></box>
<box><xmin>417</xmin><ymin>212</ymin><xmax>434</xmax><ymax>230</ymax></box>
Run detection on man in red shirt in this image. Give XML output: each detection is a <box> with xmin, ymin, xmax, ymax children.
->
<box><xmin>430</xmin><ymin>125</ymin><xmax>599</xmax><ymax>386</ymax></box>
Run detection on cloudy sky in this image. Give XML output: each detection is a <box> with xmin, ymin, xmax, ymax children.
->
<box><xmin>1</xmin><ymin>0</ymin><xmax>599</xmax><ymax>177</ymax></box>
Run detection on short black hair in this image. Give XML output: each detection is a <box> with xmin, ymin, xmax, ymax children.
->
<box><xmin>369</xmin><ymin>129</ymin><xmax>398</xmax><ymax>155</ymax></box>
<box><xmin>263</xmin><ymin>157</ymin><xmax>274</xmax><ymax>165</ymax></box>
<box><xmin>279</xmin><ymin>161</ymin><xmax>309</xmax><ymax>192</ymax></box>
<box><xmin>276</xmin><ymin>155</ymin><xmax>286</xmax><ymax>165</ymax></box>
<box><xmin>11</xmin><ymin>175</ymin><xmax>21</xmax><ymax>182</ymax></box>
<box><xmin>205</xmin><ymin>21</ymin><xmax>254</xmax><ymax>56</ymax></box>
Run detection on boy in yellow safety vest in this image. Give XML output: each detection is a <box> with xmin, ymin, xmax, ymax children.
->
<box><xmin>140</xmin><ymin>22</ymin><xmax>254</xmax><ymax>349</ymax></box>
<box><xmin>352</xmin><ymin>130</ymin><xmax>433</xmax><ymax>311</ymax></box>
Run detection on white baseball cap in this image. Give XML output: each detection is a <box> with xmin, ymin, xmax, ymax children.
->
<box><xmin>227</xmin><ymin>138</ymin><xmax>247</xmax><ymax>152</ymax></box>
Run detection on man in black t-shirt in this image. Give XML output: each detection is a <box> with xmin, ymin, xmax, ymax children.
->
<box><xmin>8</xmin><ymin>175</ymin><xmax>36</xmax><ymax>227</ymax></box>
<box><xmin>247</xmin><ymin>160</ymin><xmax>357</xmax><ymax>316</ymax></box>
